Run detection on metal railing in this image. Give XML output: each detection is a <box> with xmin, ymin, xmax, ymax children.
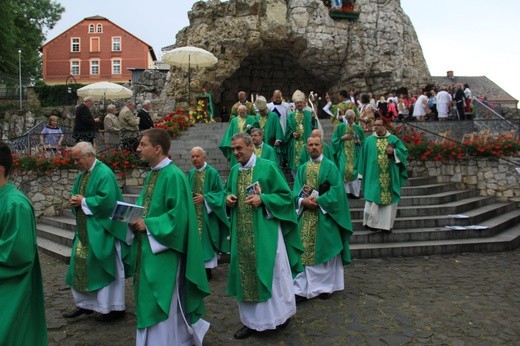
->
<box><xmin>472</xmin><ymin>97</ymin><xmax>519</xmax><ymax>136</ymax></box>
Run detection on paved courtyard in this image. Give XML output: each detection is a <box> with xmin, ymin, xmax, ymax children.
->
<box><xmin>42</xmin><ymin>248</ymin><xmax>520</xmax><ymax>345</ymax></box>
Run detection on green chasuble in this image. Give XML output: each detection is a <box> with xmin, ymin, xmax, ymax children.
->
<box><xmin>133</xmin><ymin>162</ymin><xmax>209</xmax><ymax>329</ymax></box>
<box><xmin>299</xmin><ymin>141</ymin><xmax>334</xmax><ymax>166</ymax></box>
<box><xmin>225</xmin><ymin>157</ymin><xmax>303</xmax><ymax>303</ymax></box>
<box><xmin>255</xmin><ymin>111</ymin><xmax>284</xmax><ymax>147</ymax></box>
<box><xmin>66</xmin><ymin>160</ymin><xmax>129</xmax><ymax>292</ymax></box>
<box><xmin>329</xmin><ymin>101</ymin><xmax>360</xmax><ymax>129</ymax></box>
<box><xmin>331</xmin><ymin>122</ymin><xmax>366</xmax><ymax>183</ymax></box>
<box><xmin>219</xmin><ymin>115</ymin><xmax>259</xmax><ymax>168</ymax></box>
<box><xmin>254</xmin><ymin>142</ymin><xmax>278</xmax><ymax>163</ymax></box>
<box><xmin>230</xmin><ymin>101</ymin><xmax>255</xmax><ymax>119</ymax></box>
<box><xmin>0</xmin><ymin>183</ymin><xmax>47</xmax><ymax>345</ymax></box>
<box><xmin>285</xmin><ymin>109</ymin><xmax>315</xmax><ymax>170</ymax></box>
<box><xmin>358</xmin><ymin>132</ymin><xmax>409</xmax><ymax>205</ymax></box>
<box><xmin>293</xmin><ymin>157</ymin><xmax>353</xmax><ymax>265</ymax></box>
<box><xmin>188</xmin><ymin>163</ymin><xmax>230</xmax><ymax>260</ymax></box>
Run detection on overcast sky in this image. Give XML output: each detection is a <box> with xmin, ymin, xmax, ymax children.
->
<box><xmin>46</xmin><ymin>0</ymin><xmax>520</xmax><ymax>104</ymax></box>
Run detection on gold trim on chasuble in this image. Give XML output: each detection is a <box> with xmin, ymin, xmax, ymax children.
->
<box><xmin>135</xmin><ymin>169</ymin><xmax>161</xmax><ymax>292</ymax></box>
<box><xmin>237</xmin><ymin>117</ymin><xmax>246</xmax><ymax>132</ymax></box>
<box><xmin>73</xmin><ymin>171</ymin><xmax>91</xmax><ymax>292</ymax></box>
<box><xmin>258</xmin><ymin>116</ymin><xmax>267</xmax><ymax>130</ymax></box>
<box><xmin>236</xmin><ymin>168</ymin><xmax>258</xmax><ymax>301</ymax></box>
<box><xmin>293</xmin><ymin>111</ymin><xmax>305</xmax><ymax>168</ymax></box>
<box><xmin>376</xmin><ymin>138</ymin><xmax>393</xmax><ymax>204</ymax></box>
<box><xmin>343</xmin><ymin>125</ymin><xmax>356</xmax><ymax>182</ymax></box>
<box><xmin>253</xmin><ymin>146</ymin><xmax>263</xmax><ymax>157</ymax></box>
<box><xmin>301</xmin><ymin>162</ymin><xmax>320</xmax><ymax>265</ymax></box>
<box><xmin>193</xmin><ymin>170</ymin><xmax>206</xmax><ymax>237</ymax></box>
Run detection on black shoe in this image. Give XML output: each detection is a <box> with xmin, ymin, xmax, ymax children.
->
<box><xmin>318</xmin><ymin>293</ymin><xmax>332</xmax><ymax>300</ymax></box>
<box><xmin>95</xmin><ymin>310</ymin><xmax>126</xmax><ymax>322</ymax></box>
<box><xmin>382</xmin><ymin>229</ymin><xmax>393</xmax><ymax>235</ymax></box>
<box><xmin>63</xmin><ymin>307</ymin><xmax>93</xmax><ymax>318</ymax></box>
<box><xmin>206</xmin><ymin>268</ymin><xmax>213</xmax><ymax>281</ymax></box>
<box><xmin>295</xmin><ymin>294</ymin><xmax>307</xmax><ymax>303</ymax></box>
<box><xmin>277</xmin><ymin>318</ymin><xmax>291</xmax><ymax>330</ymax></box>
<box><xmin>234</xmin><ymin>325</ymin><xmax>256</xmax><ymax>339</ymax></box>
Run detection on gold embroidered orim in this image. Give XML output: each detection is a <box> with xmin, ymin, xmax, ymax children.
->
<box><xmin>376</xmin><ymin>138</ymin><xmax>392</xmax><ymax>204</ymax></box>
<box><xmin>73</xmin><ymin>171</ymin><xmax>91</xmax><ymax>292</ymax></box>
<box><xmin>135</xmin><ymin>169</ymin><xmax>161</xmax><ymax>293</ymax></box>
<box><xmin>237</xmin><ymin>117</ymin><xmax>246</xmax><ymax>132</ymax></box>
<box><xmin>293</xmin><ymin>111</ymin><xmax>305</xmax><ymax>167</ymax></box>
<box><xmin>236</xmin><ymin>168</ymin><xmax>258</xmax><ymax>301</ymax></box>
<box><xmin>258</xmin><ymin>116</ymin><xmax>267</xmax><ymax>130</ymax></box>
<box><xmin>300</xmin><ymin>162</ymin><xmax>320</xmax><ymax>265</ymax></box>
<box><xmin>193</xmin><ymin>170</ymin><xmax>206</xmax><ymax>238</ymax></box>
<box><xmin>343</xmin><ymin>124</ymin><xmax>356</xmax><ymax>182</ymax></box>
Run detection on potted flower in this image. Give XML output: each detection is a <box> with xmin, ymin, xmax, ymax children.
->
<box><xmin>328</xmin><ymin>0</ymin><xmax>360</xmax><ymax>20</ymax></box>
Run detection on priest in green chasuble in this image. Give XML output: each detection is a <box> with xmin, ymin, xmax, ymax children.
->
<box><xmin>251</xmin><ymin>128</ymin><xmax>278</xmax><ymax>163</ymax></box>
<box><xmin>293</xmin><ymin>136</ymin><xmax>353</xmax><ymax>301</ymax></box>
<box><xmin>188</xmin><ymin>146</ymin><xmax>230</xmax><ymax>280</ymax></box>
<box><xmin>130</xmin><ymin>129</ymin><xmax>210</xmax><ymax>345</ymax></box>
<box><xmin>358</xmin><ymin>119</ymin><xmax>408</xmax><ymax>233</ymax></box>
<box><xmin>331</xmin><ymin>109</ymin><xmax>366</xmax><ymax>198</ymax></box>
<box><xmin>0</xmin><ymin>142</ymin><xmax>48</xmax><ymax>345</ymax></box>
<box><xmin>219</xmin><ymin>104</ymin><xmax>259</xmax><ymax>168</ymax></box>
<box><xmin>323</xmin><ymin>89</ymin><xmax>359</xmax><ymax>130</ymax></box>
<box><xmin>225</xmin><ymin>132</ymin><xmax>303</xmax><ymax>340</ymax></box>
<box><xmin>254</xmin><ymin>95</ymin><xmax>283</xmax><ymax>148</ymax></box>
<box><xmin>230</xmin><ymin>91</ymin><xmax>255</xmax><ymax>120</ymax></box>
<box><xmin>285</xmin><ymin>90</ymin><xmax>316</xmax><ymax>177</ymax></box>
<box><xmin>64</xmin><ymin>141</ymin><xmax>129</xmax><ymax>322</ymax></box>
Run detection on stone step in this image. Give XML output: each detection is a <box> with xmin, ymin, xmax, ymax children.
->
<box><xmin>349</xmin><ymin>209</ymin><xmax>520</xmax><ymax>244</ymax></box>
<box><xmin>37</xmin><ymin>223</ymin><xmax>74</xmax><ymax>247</ymax></box>
<box><xmin>350</xmin><ymin>224</ymin><xmax>520</xmax><ymax>259</ymax></box>
<box><xmin>347</xmin><ymin>189</ymin><xmax>478</xmax><ymax>208</ymax></box>
<box><xmin>37</xmin><ymin>237</ymin><xmax>71</xmax><ymax>263</ymax></box>
<box><xmin>400</xmin><ymin>182</ymin><xmax>459</xmax><ymax>196</ymax></box>
<box><xmin>350</xmin><ymin>202</ymin><xmax>516</xmax><ymax>231</ymax></box>
<box><xmin>40</xmin><ymin>215</ymin><xmax>76</xmax><ymax>232</ymax></box>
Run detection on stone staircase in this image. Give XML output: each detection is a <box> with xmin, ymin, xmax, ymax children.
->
<box><xmin>36</xmin><ymin>121</ymin><xmax>520</xmax><ymax>262</ymax></box>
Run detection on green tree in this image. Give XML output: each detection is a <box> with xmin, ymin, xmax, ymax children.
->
<box><xmin>0</xmin><ymin>0</ymin><xmax>64</xmax><ymax>84</ymax></box>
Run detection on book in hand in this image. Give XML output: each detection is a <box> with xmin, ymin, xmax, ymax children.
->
<box><xmin>299</xmin><ymin>184</ymin><xmax>319</xmax><ymax>199</ymax></box>
<box><xmin>246</xmin><ymin>181</ymin><xmax>263</xmax><ymax>195</ymax></box>
<box><xmin>111</xmin><ymin>201</ymin><xmax>144</xmax><ymax>223</ymax></box>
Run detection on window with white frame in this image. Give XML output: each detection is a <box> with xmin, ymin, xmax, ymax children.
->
<box><xmin>71</xmin><ymin>61</ymin><xmax>80</xmax><ymax>75</ymax></box>
<box><xmin>112</xmin><ymin>60</ymin><xmax>121</xmax><ymax>74</ymax></box>
<box><xmin>71</xmin><ymin>38</ymin><xmax>80</xmax><ymax>52</ymax></box>
<box><xmin>97</xmin><ymin>24</ymin><xmax>102</xmax><ymax>33</ymax></box>
<box><xmin>88</xmin><ymin>24</ymin><xmax>94</xmax><ymax>33</ymax></box>
<box><xmin>112</xmin><ymin>37</ymin><xmax>121</xmax><ymax>51</ymax></box>
<box><xmin>90</xmin><ymin>60</ymin><xmax>99</xmax><ymax>75</ymax></box>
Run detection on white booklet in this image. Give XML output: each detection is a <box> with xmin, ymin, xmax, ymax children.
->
<box><xmin>111</xmin><ymin>201</ymin><xmax>144</xmax><ymax>223</ymax></box>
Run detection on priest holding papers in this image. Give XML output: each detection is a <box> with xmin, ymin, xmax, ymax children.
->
<box><xmin>64</xmin><ymin>142</ymin><xmax>129</xmax><ymax>322</ymax></box>
<box><xmin>225</xmin><ymin>132</ymin><xmax>303</xmax><ymax>339</ymax></box>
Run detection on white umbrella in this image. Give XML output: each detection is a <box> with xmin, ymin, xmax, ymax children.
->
<box><xmin>77</xmin><ymin>81</ymin><xmax>133</xmax><ymax>100</ymax></box>
<box><xmin>162</xmin><ymin>46</ymin><xmax>218</xmax><ymax>102</ymax></box>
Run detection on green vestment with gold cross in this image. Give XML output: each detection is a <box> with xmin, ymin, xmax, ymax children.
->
<box><xmin>225</xmin><ymin>157</ymin><xmax>303</xmax><ymax>303</ymax></box>
<box><xmin>331</xmin><ymin>122</ymin><xmax>366</xmax><ymax>183</ymax></box>
<box><xmin>255</xmin><ymin>111</ymin><xmax>284</xmax><ymax>147</ymax></box>
<box><xmin>188</xmin><ymin>163</ymin><xmax>230</xmax><ymax>261</ymax></box>
<box><xmin>132</xmin><ymin>162</ymin><xmax>209</xmax><ymax>329</ymax></box>
<box><xmin>65</xmin><ymin>160</ymin><xmax>129</xmax><ymax>292</ymax></box>
<box><xmin>285</xmin><ymin>109</ymin><xmax>315</xmax><ymax>171</ymax></box>
<box><xmin>293</xmin><ymin>157</ymin><xmax>353</xmax><ymax>265</ymax></box>
<box><xmin>358</xmin><ymin>132</ymin><xmax>409</xmax><ymax>205</ymax></box>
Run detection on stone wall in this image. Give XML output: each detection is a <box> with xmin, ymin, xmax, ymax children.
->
<box><xmin>409</xmin><ymin>157</ymin><xmax>520</xmax><ymax>203</ymax></box>
<box><xmin>162</xmin><ymin>0</ymin><xmax>431</xmax><ymax>114</ymax></box>
<box><xmin>11</xmin><ymin>168</ymin><xmax>148</xmax><ymax>218</ymax></box>
<box><xmin>10</xmin><ymin>156</ymin><xmax>520</xmax><ymax>218</ymax></box>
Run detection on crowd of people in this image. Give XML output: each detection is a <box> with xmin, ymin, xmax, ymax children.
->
<box><xmin>3</xmin><ymin>85</ymin><xmax>415</xmax><ymax>345</ymax></box>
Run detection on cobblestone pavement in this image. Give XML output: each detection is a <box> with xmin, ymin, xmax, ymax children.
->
<box><xmin>42</xmin><ymin>248</ymin><xmax>520</xmax><ymax>345</ymax></box>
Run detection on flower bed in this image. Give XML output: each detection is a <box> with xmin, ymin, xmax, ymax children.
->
<box><xmin>394</xmin><ymin>125</ymin><xmax>520</xmax><ymax>161</ymax></box>
<box><xmin>154</xmin><ymin>110</ymin><xmax>192</xmax><ymax>137</ymax></box>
